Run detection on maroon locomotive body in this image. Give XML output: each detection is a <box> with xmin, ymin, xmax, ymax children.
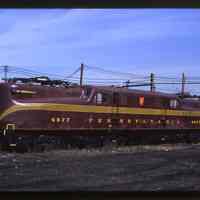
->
<box><xmin>0</xmin><ymin>82</ymin><xmax>200</xmax><ymax>150</ymax></box>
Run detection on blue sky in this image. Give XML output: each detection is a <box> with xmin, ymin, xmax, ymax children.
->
<box><xmin>0</xmin><ymin>9</ymin><xmax>200</xmax><ymax>93</ymax></box>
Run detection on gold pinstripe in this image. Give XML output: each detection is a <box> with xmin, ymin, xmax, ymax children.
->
<box><xmin>0</xmin><ymin>103</ymin><xmax>200</xmax><ymax>120</ymax></box>
<box><xmin>15</xmin><ymin>90</ymin><xmax>36</xmax><ymax>94</ymax></box>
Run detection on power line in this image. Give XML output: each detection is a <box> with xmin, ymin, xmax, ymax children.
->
<box><xmin>1</xmin><ymin>64</ymin><xmax>200</xmax><ymax>94</ymax></box>
<box><xmin>65</xmin><ymin>67</ymin><xmax>81</xmax><ymax>79</ymax></box>
<box><xmin>84</xmin><ymin>64</ymin><xmax>148</xmax><ymax>79</ymax></box>
<box><xmin>0</xmin><ymin>65</ymin><xmax>68</xmax><ymax>80</ymax></box>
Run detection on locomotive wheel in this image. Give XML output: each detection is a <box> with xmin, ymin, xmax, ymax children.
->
<box><xmin>102</xmin><ymin>139</ymin><xmax>112</xmax><ymax>150</ymax></box>
<box><xmin>184</xmin><ymin>134</ymin><xmax>192</xmax><ymax>144</ymax></box>
<box><xmin>102</xmin><ymin>136</ymin><xmax>117</xmax><ymax>149</ymax></box>
<box><xmin>15</xmin><ymin>144</ymin><xmax>28</xmax><ymax>153</ymax></box>
<box><xmin>32</xmin><ymin>144</ymin><xmax>45</xmax><ymax>152</ymax></box>
<box><xmin>115</xmin><ymin>136</ymin><xmax>129</xmax><ymax>146</ymax></box>
<box><xmin>0</xmin><ymin>143</ymin><xmax>10</xmax><ymax>151</ymax></box>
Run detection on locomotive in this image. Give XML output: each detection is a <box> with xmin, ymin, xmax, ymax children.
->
<box><xmin>1</xmin><ymin>80</ymin><xmax>200</xmax><ymax>152</ymax></box>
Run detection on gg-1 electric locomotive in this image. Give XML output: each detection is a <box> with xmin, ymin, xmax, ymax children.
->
<box><xmin>0</xmin><ymin>82</ymin><xmax>200</xmax><ymax>151</ymax></box>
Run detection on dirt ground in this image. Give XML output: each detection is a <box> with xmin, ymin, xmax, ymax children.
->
<box><xmin>0</xmin><ymin>144</ymin><xmax>200</xmax><ymax>191</ymax></box>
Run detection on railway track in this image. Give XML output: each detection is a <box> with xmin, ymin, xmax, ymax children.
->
<box><xmin>1</xmin><ymin>142</ymin><xmax>200</xmax><ymax>191</ymax></box>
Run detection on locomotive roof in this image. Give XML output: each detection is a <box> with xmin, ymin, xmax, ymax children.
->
<box><xmin>89</xmin><ymin>85</ymin><xmax>179</xmax><ymax>99</ymax></box>
<box><xmin>16</xmin><ymin>97</ymin><xmax>87</xmax><ymax>104</ymax></box>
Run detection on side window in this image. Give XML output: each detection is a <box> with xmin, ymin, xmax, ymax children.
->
<box><xmin>96</xmin><ymin>93</ymin><xmax>103</xmax><ymax>104</ymax></box>
<box><xmin>93</xmin><ymin>92</ymin><xmax>109</xmax><ymax>104</ymax></box>
<box><xmin>170</xmin><ymin>99</ymin><xmax>179</xmax><ymax>109</ymax></box>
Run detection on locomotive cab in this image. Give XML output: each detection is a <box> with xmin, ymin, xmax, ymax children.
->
<box><xmin>80</xmin><ymin>86</ymin><xmax>112</xmax><ymax>106</ymax></box>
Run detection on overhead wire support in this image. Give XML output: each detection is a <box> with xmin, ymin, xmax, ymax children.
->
<box><xmin>125</xmin><ymin>80</ymin><xmax>130</xmax><ymax>87</ymax></box>
<box><xmin>150</xmin><ymin>73</ymin><xmax>155</xmax><ymax>92</ymax></box>
<box><xmin>80</xmin><ymin>63</ymin><xmax>84</xmax><ymax>87</ymax></box>
<box><xmin>181</xmin><ymin>73</ymin><xmax>186</xmax><ymax>97</ymax></box>
<box><xmin>4</xmin><ymin>65</ymin><xmax>8</xmax><ymax>83</ymax></box>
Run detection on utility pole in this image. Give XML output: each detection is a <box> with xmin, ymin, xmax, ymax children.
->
<box><xmin>181</xmin><ymin>73</ymin><xmax>186</xmax><ymax>97</ymax></box>
<box><xmin>126</xmin><ymin>80</ymin><xmax>130</xmax><ymax>87</ymax></box>
<box><xmin>80</xmin><ymin>63</ymin><xmax>84</xmax><ymax>87</ymax></box>
<box><xmin>4</xmin><ymin>65</ymin><xmax>8</xmax><ymax>83</ymax></box>
<box><xmin>150</xmin><ymin>73</ymin><xmax>155</xmax><ymax>92</ymax></box>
